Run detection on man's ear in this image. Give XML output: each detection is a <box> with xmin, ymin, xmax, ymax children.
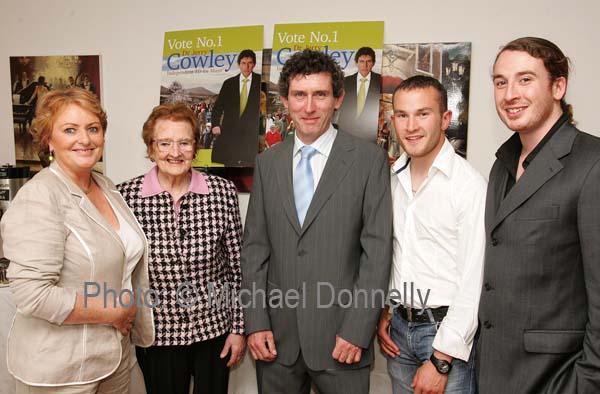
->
<box><xmin>441</xmin><ymin>110</ymin><xmax>453</xmax><ymax>132</ymax></box>
<box><xmin>334</xmin><ymin>89</ymin><xmax>346</xmax><ymax>110</ymax></box>
<box><xmin>552</xmin><ymin>76</ymin><xmax>567</xmax><ymax>101</ymax></box>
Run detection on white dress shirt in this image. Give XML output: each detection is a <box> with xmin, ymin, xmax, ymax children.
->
<box><xmin>239</xmin><ymin>72</ymin><xmax>253</xmax><ymax>99</ymax></box>
<box><xmin>389</xmin><ymin>139</ymin><xmax>487</xmax><ymax>361</ymax></box>
<box><xmin>355</xmin><ymin>72</ymin><xmax>371</xmax><ymax>96</ymax></box>
<box><xmin>356</xmin><ymin>72</ymin><xmax>371</xmax><ymax>98</ymax></box>
<box><xmin>102</xmin><ymin>195</ymin><xmax>144</xmax><ymax>292</ymax></box>
<box><xmin>293</xmin><ymin>125</ymin><xmax>337</xmax><ymax>192</ymax></box>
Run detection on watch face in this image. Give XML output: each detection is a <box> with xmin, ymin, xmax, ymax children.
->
<box><xmin>439</xmin><ymin>362</ymin><xmax>450</xmax><ymax>374</ymax></box>
<box><xmin>430</xmin><ymin>354</ymin><xmax>452</xmax><ymax>374</ymax></box>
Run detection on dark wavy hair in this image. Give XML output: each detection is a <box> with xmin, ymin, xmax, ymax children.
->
<box><xmin>278</xmin><ymin>49</ymin><xmax>345</xmax><ymax>99</ymax></box>
<box><xmin>495</xmin><ymin>37</ymin><xmax>573</xmax><ymax>122</ymax></box>
<box><xmin>355</xmin><ymin>47</ymin><xmax>376</xmax><ymax>63</ymax></box>
<box><xmin>238</xmin><ymin>49</ymin><xmax>256</xmax><ymax>65</ymax></box>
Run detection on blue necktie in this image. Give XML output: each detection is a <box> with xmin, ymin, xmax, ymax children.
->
<box><xmin>294</xmin><ymin>146</ymin><xmax>317</xmax><ymax>226</ymax></box>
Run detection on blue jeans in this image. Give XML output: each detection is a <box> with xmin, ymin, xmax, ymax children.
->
<box><xmin>387</xmin><ymin>310</ymin><xmax>477</xmax><ymax>394</ymax></box>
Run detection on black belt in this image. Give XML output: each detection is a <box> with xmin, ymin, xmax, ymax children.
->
<box><xmin>394</xmin><ymin>305</ymin><xmax>449</xmax><ymax>323</ymax></box>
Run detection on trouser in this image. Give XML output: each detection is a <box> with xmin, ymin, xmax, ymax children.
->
<box><xmin>256</xmin><ymin>351</ymin><xmax>370</xmax><ymax>394</ymax></box>
<box><xmin>387</xmin><ymin>310</ymin><xmax>477</xmax><ymax>394</ymax></box>
<box><xmin>136</xmin><ymin>334</ymin><xmax>229</xmax><ymax>394</ymax></box>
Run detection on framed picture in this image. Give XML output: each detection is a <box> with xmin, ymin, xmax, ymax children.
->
<box><xmin>416</xmin><ymin>44</ymin><xmax>433</xmax><ymax>75</ymax></box>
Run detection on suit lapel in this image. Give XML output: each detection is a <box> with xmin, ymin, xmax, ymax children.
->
<box><xmin>301</xmin><ymin>131</ymin><xmax>354</xmax><ymax>234</ymax></box>
<box><xmin>233</xmin><ymin>74</ymin><xmax>241</xmax><ymax>107</ymax></box>
<box><xmin>492</xmin><ymin>123</ymin><xmax>577</xmax><ymax>230</ymax></box>
<box><xmin>94</xmin><ymin>173</ymin><xmax>146</xmax><ymax>247</ymax></box>
<box><xmin>49</xmin><ymin>163</ymin><xmax>125</xmax><ymax>254</ymax></box>
<box><xmin>275</xmin><ymin>139</ymin><xmax>302</xmax><ymax>234</ymax></box>
<box><xmin>368</xmin><ymin>73</ymin><xmax>380</xmax><ymax>98</ymax></box>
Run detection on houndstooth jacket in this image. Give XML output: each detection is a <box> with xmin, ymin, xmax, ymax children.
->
<box><xmin>118</xmin><ymin>168</ymin><xmax>244</xmax><ymax>346</ymax></box>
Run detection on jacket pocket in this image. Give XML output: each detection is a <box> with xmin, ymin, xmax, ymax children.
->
<box><xmin>523</xmin><ymin>329</ymin><xmax>584</xmax><ymax>354</ymax></box>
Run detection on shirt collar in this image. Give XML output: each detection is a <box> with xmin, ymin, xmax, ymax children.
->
<box><xmin>140</xmin><ymin>166</ymin><xmax>209</xmax><ymax>198</ymax></box>
<box><xmin>293</xmin><ymin>124</ymin><xmax>337</xmax><ymax>158</ymax></box>
<box><xmin>429</xmin><ymin>138</ymin><xmax>454</xmax><ymax>178</ymax></box>
<box><xmin>392</xmin><ymin>138</ymin><xmax>454</xmax><ymax>178</ymax></box>
<box><xmin>358</xmin><ymin>72</ymin><xmax>371</xmax><ymax>82</ymax></box>
<box><xmin>496</xmin><ymin>111</ymin><xmax>569</xmax><ymax>176</ymax></box>
<box><xmin>240</xmin><ymin>73</ymin><xmax>252</xmax><ymax>83</ymax></box>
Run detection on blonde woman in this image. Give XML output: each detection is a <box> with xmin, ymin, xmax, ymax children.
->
<box><xmin>1</xmin><ymin>88</ymin><xmax>154</xmax><ymax>393</ymax></box>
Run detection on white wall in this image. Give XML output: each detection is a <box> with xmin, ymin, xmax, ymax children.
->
<box><xmin>1</xmin><ymin>1</ymin><xmax>599</xmax><ymax>393</ymax></box>
<box><xmin>1</xmin><ymin>0</ymin><xmax>599</xmax><ymax>188</ymax></box>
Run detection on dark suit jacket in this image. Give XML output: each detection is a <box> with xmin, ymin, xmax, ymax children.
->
<box><xmin>211</xmin><ymin>72</ymin><xmax>261</xmax><ymax>166</ymax></box>
<box><xmin>241</xmin><ymin>130</ymin><xmax>392</xmax><ymax>370</ymax></box>
<box><xmin>336</xmin><ymin>72</ymin><xmax>381</xmax><ymax>142</ymax></box>
<box><xmin>478</xmin><ymin>121</ymin><xmax>600</xmax><ymax>394</ymax></box>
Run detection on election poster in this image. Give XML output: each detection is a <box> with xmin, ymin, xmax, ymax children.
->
<box><xmin>266</xmin><ymin>22</ymin><xmax>384</xmax><ymax>144</ymax></box>
<box><xmin>160</xmin><ymin>25</ymin><xmax>263</xmax><ymax>191</ymax></box>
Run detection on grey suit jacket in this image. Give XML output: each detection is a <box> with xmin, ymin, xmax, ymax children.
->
<box><xmin>241</xmin><ymin>129</ymin><xmax>392</xmax><ymax>370</ymax></box>
<box><xmin>478</xmin><ymin>121</ymin><xmax>600</xmax><ymax>394</ymax></box>
<box><xmin>0</xmin><ymin>162</ymin><xmax>154</xmax><ymax>385</ymax></box>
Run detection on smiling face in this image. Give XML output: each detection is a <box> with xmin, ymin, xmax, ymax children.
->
<box><xmin>149</xmin><ymin>118</ymin><xmax>195</xmax><ymax>180</ymax></box>
<box><xmin>280</xmin><ymin>72</ymin><xmax>344</xmax><ymax>145</ymax></box>
<box><xmin>357</xmin><ymin>55</ymin><xmax>375</xmax><ymax>78</ymax></box>
<box><xmin>392</xmin><ymin>86</ymin><xmax>451</xmax><ymax>163</ymax></box>
<box><xmin>493</xmin><ymin>50</ymin><xmax>566</xmax><ymax>138</ymax></box>
<box><xmin>48</xmin><ymin>104</ymin><xmax>104</xmax><ymax>179</ymax></box>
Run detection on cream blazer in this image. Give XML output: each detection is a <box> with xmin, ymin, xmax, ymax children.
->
<box><xmin>0</xmin><ymin>162</ymin><xmax>154</xmax><ymax>386</ymax></box>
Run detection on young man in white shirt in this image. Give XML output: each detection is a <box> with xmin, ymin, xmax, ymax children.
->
<box><xmin>377</xmin><ymin>75</ymin><xmax>486</xmax><ymax>394</ymax></box>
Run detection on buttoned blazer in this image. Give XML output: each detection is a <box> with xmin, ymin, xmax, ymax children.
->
<box><xmin>478</xmin><ymin>122</ymin><xmax>600</xmax><ymax>394</ymax></box>
<box><xmin>211</xmin><ymin>72</ymin><xmax>261</xmax><ymax>166</ymax></box>
<box><xmin>336</xmin><ymin>72</ymin><xmax>381</xmax><ymax>142</ymax></box>
<box><xmin>0</xmin><ymin>162</ymin><xmax>154</xmax><ymax>386</ymax></box>
<box><xmin>241</xmin><ymin>130</ymin><xmax>392</xmax><ymax>371</ymax></box>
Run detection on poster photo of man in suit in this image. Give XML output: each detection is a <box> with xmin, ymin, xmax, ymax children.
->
<box><xmin>241</xmin><ymin>49</ymin><xmax>392</xmax><ymax>394</ymax></box>
<box><xmin>211</xmin><ymin>49</ymin><xmax>261</xmax><ymax>167</ymax></box>
<box><xmin>478</xmin><ymin>37</ymin><xmax>600</xmax><ymax>393</ymax></box>
<box><xmin>336</xmin><ymin>46</ymin><xmax>382</xmax><ymax>142</ymax></box>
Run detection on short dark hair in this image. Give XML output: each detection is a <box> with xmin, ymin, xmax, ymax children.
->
<box><xmin>278</xmin><ymin>49</ymin><xmax>345</xmax><ymax>98</ymax></box>
<box><xmin>238</xmin><ymin>49</ymin><xmax>256</xmax><ymax>65</ymax></box>
<box><xmin>495</xmin><ymin>36</ymin><xmax>573</xmax><ymax>122</ymax></box>
<box><xmin>392</xmin><ymin>75</ymin><xmax>448</xmax><ymax>113</ymax></box>
<box><xmin>355</xmin><ymin>47</ymin><xmax>376</xmax><ymax>63</ymax></box>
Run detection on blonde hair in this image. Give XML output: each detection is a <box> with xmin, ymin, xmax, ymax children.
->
<box><xmin>30</xmin><ymin>87</ymin><xmax>107</xmax><ymax>154</ymax></box>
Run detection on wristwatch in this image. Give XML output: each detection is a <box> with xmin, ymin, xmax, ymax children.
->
<box><xmin>429</xmin><ymin>353</ymin><xmax>452</xmax><ymax>375</ymax></box>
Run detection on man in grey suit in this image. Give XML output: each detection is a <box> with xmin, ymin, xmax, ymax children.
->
<box><xmin>478</xmin><ymin>37</ymin><xmax>600</xmax><ymax>393</ymax></box>
<box><xmin>241</xmin><ymin>49</ymin><xmax>392</xmax><ymax>394</ymax></box>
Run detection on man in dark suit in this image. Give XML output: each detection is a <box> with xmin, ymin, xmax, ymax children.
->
<box><xmin>478</xmin><ymin>37</ymin><xmax>600</xmax><ymax>393</ymax></box>
<box><xmin>336</xmin><ymin>47</ymin><xmax>382</xmax><ymax>142</ymax></box>
<box><xmin>211</xmin><ymin>49</ymin><xmax>261</xmax><ymax>166</ymax></box>
<box><xmin>241</xmin><ymin>49</ymin><xmax>392</xmax><ymax>394</ymax></box>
